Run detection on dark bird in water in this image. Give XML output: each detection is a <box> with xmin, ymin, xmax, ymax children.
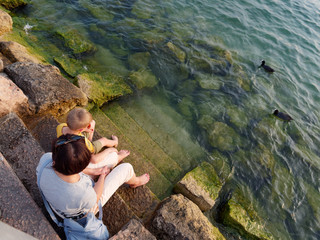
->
<box><xmin>273</xmin><ymin>109</ymin><xmax>293</xmax><ymax>122</ymax></box>
<box><xmin>259</xmin><ymin>60</ymin><xmax>275</xmax><ymax>73</ymax></box>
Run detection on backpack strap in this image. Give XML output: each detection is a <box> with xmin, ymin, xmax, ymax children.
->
<box><xmin>37</xmin><ymin>155</ymin><xmax>64</xmax><ymax>227</ymax></box>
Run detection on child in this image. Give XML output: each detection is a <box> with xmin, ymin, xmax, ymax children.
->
<box><xmin>56</xmin><ymin>108</ymin><xmax>130</xmax><ymax>175</ymax></box>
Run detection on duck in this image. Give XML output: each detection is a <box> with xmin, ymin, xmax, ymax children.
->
<box><xmin>259</xmin><ymin>60</ymin><xmax>275</xmax><ymax>73</ymax></box>
<box><xmin>273</xmin><ymin>109</ymin><xmax>293</xmax><ymax>122</ymax></box>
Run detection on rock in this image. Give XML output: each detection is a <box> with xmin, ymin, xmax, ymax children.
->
<box><xmin>0</xmin><ymin>59</ymin><xmax>3</xmax><ymax>71</ymax></box>
<box><xmin>166</xmin><ymin>42</ymin><xmax>186</xmax><ymax>63</ymax></box>
<box><xmin>0</xmin><ymin>0</ymin><xmax>27</xmax><ymax>10</ymax></box>
<box><xmin>53</xmin><ymin>55</ymin><xmax>84</xmax><ymax>77</ymax></box>
<box><xmin>0</xmin><ymin>41</ymin><xmax>40</xmax><ymax>63</ymax></box>
<box><xmin>195</xmin><ymin>73</ymin><xmax>222</xmax><ymax>90</ymax></box>
<box><xmin>174</xmin><ymin>162</ymin><xmax>222</xmax><ymax>211</ymax></box>
<box><xmin>226</xmin><ymin>105</ymin><xmax>248</xmax><ymax>129</ymax></box>
<box><xmin>0</xmin><ymin>10</ymin><xmax>12</xmax><ymax>36</ymax></box>
<box><xmin>177</xmin><ymin>96</ymin><xmax>195</xmax><ymax>121</ymax></box>
<box><xmin>0</xmin><ymin>153</ymin><xmax>59</xmax><ymax>240</ymax></box>
<box><xmin>109</xmin><ymin>219</ymin><xmax>156</xmax><ymax>240</ymax></box>
<box><xmin>0</xmin><ymin>113</ymin><xmax>45</xmax><ymax>206</ymax></box>
<box><xmin>129</xmin><ymin>69</ymin><xmax>158</xmax><ymax>89</ymax></box>
<box><xmin>0</xmin><ymin>73</ymin><xmax>29</xmax><ymax>118</ymax></box>
<box><xmin>131</xmin><ymin>0</ymin><xmax>154</xmax><ymax>20</ymax></box>
<box><xmin>152</xmin><ymin>194</ymin><xmax>225</xmax><ymax>240</ymax></box>
<box><xmin>5</xmin><ymin>62</ymin><xmax>87</xmax><ymax>116</ymax></box>
<box><xmin>209</xmin><ymin>150</ymin><xmax>232</xmax><ymax>183</ymax></box>
<box><xmin>79</xmin><ymin>0</ymin><xmax>114</xmax><ymax>21</ymax></box>
<box><xmin>128</xmin><ymin>52</ymin><xmax>151</xmax><ymax>71</ymax></box>
<box><xmin>76</xmin><ymin>72</ymin><xmax>132</xmax><ymax>106</ymax></box>
<box><xmin>208</xmin><ymin>122</ymin><xmax>242</xmax><ymax>152</ymax></box>
<box><xmin>55</xmin><ymin>27</ymin><xmax>96</xmax><ymax>56</ymax></box>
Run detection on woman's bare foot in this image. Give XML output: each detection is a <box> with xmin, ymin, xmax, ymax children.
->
<box><xmin>129</xmin><ymin>173</ymin><xmax>150</xmax><ymax>188</ymax></box>
<box><xmin>118</xmin><ymin>150</ymin><xmax>130</xmax><ymax>162</ymax></box>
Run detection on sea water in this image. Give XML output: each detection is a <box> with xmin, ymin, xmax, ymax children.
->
<box><xmin>16</xmin><ymin>0</ymin><xmax>320</xmax><ymax>239</ymax></box>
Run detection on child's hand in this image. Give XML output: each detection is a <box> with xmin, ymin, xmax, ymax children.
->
<box><xmin>100</xmin><ymin>166</ymin><xmax>110</xmax><ymax>176</ymax></box>
<box><xmin>111</xmin><ymin>135</ymin><xmax>118</xmax><ymax>148</ymax></box>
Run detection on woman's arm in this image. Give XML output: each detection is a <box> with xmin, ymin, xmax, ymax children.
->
<box><xmin>93</xmin><ymin>166</ymin><xmax>110</xmax><ymax>203</ymax></box>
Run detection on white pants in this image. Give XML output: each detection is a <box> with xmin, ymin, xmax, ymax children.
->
<box><xmin>91</xmin><ymin>163</ymin><xmax>134</xmax><ymax>213</ymax></box>
<box><xmin>86</xmin><ymin>152</ymin><xmax>118</xmax><ymax>169</ymax></box>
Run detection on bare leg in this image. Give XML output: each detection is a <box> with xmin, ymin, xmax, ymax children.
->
<box><xmin>117</xmin><ymin>150</ymin><xmax>130</xmax><ymax>163</ymax></box>
<box><xmin>126</xmin><ymin>173</ymin><xmax>150</xmax><ymax>188</ymax></box>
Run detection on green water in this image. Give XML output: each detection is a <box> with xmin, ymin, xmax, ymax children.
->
<box><xmin>12</xmin><ymin>0</ymin><xmax>320</xmax><ymax>239</ymax></box>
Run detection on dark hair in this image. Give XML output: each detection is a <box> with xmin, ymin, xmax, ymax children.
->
<box><xmin>52</xmin><ymin>134</ymin><xmax>91</xmax><ymax>175</ymax></box>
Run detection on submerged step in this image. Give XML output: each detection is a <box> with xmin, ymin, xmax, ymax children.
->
<box><xmin>102</xmin><ymin>102</ymin><xmax>183</xmax><ymax>183</ymax></box>
<box><xmin>118</xmin><ymin>93</ymin><xmax>208</xmax><ymax>172</ymax></box>
<box><xmin>0</xmin><ymin>153</ymin><xmax>59</xmax><ymax>239</ymax></box>
<box><xmin>90</xmin><ymin>107</ymin><xmax>173</xmax><ymax>199</ymax></box>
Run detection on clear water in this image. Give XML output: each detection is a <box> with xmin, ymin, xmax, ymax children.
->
<box><xmin>15</xmin><ymin>0</ymin><xmax>320</xmax><ymax>239</ymax></box>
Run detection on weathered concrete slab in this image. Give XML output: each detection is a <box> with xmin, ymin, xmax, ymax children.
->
<box><xmin>109</xmin><ymin>219</ymin><xmax>156</xmax><ymax>240</ymax></box>
<box><xmin>0</xmin><ymin>113</ymin><xmax>44</xmax><ymax>206</ymax></box>
<box><xmin>0</xmin><ymin>10</ymin><xmax>12</xmax><ymax>36</ymax></box>
<box><xmin>4</xmin><ymin>62</ymin><xmax>87</xmax><ymax>116</ymax></box>
<box><xmin>0</xmin><ymin>73</ymin><xmax>29</xmax><ymax>118</ymax></box>
<box><xmin>102</xmin><ymin>192</ymin><xmax>137</xmax><ymax>236</ymax></box>
<box><xmin>25</xmin><ymin>114</ymin><xmax>59</xmax><ymax>152</ymax></box>
<box><xmin>0</xmin><ymin>153</ymin><xmax>59</xmax><ymax>239</ymax></box>
<box><xmin>117</xmin><ymin>185</ymin><xmax>160</xmax><ymax>223</ymax></box>
<box><xmin>0</xmin><ymin>221</ymin><xmax>37</xmax><ymax>240</ymax></box>
<box><xmin>151</xmin><ymin>194</ymin><xmax>225</xmax><ymax>240</ymax></box>
<box><xmin>174</xmin><ymin>162</ymin><xmax>222</xmax><ymax>211</ymax></box>
<box><xmin>0</xmin><ymin>41</ymin><xmax>40</xmax><ymax>63</ymax></box>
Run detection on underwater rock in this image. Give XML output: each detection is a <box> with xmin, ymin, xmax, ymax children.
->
<box><xmin>152</xmin><ymin>194</ymin><xmax>224</xmax><ymax>240</ymax></box>
<box><xmin>177</xmin><ymin>96</ymin><xmax>195</xmax><ymax>121</ymax></box>
<box><xmin>55</xmin><ymin>27</ymin><xmax>96</xmax><ymax>56</ymax></box>
<box><xmin>128</xmin><ymin>69</ymin><xmax>158</xmax><ymax>89</ymax></box>
<box><xmin>189</xmin><ymin>55</ymin><xmax>229</xmax><ymax>76</ymax></box>
<box><xmin>131</xmin><ymin>0</ymin><xmax>154</xmax><ymax>20</ymax></box>
<box><xmin>302</xmin><ymin>179</ymin><xmax>320</xmax><ymax>224</ymax></box>
<box><xmin>195</xmin><ymin>73</ymin><xmax>222</xmax><ymax>90</ymax></box>
<box><xmin>208</xmin><ymin>122</ymin><xmax>242</xmax><ymax>152</ymax></box>
<box><xmin>232</xmin><ymin>63</ymin><xmax>251</xmax><ymax>92</ymax></box>
<box><xmin>128</xmin><ymin>51</ymin><xmax>151</xmax><ymax>71</ymax></box>
<box><xmin>176</xmin><ymin>79</ymin><xmax>198</xmax><ymax>96</ymax></box>
<box><xmin>209</xmin><ymin>150</ymin><xmax>232</xmax><ymax>182</ymax></box>
<box><xmin>226</xmin><ymin>105</ymin><xmax>248</xmax><ymax>129</ymax></box>
<box><xmin>76</xmin><ymin>72</ymin><xmax>132</xmax><ymax>106</ymax></box>
<box><xmin>0</xmin><ymin>0</ymin><xmax>27</xmax><ymax>10</ymax></box>
<box><xmin>53</xmin><ymin>55</ymin><xmax>84</xmax><ymax>78</ymax></box>
<box><xmin>293</xmin><ymin>143</ymin><xmax>320</xmax><ymax>170</ymax></box>
<box><xmin>166</xmin><ymin>42</ymin><xmax>186</xmax><ymax>63</ymax></box>
<box><xmin>79</xmin><ymin>0</ymin><xmax>114</xmax><ymax>21</ymax></box>
<box><xmin>174</xmin><ymin>162</ymin><xmax>222</xmax><ymax>211</ymax></box>
<box><xmin>0</xmin><ymin>10</ymin><xmax>12</xmax><ymax>36</ymax></box>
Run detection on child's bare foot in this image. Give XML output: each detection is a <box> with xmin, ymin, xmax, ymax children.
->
<box><xmin>130</xmin><ymin>174</ymin><xmax>150</xmax><ymax>188</ymax></box>
<box><xmin>118</xmin><ymin>150</ymin><xmax>130</xmax><ymax>162</ymax></box>
<box><xmin>112</xmin><ymin>135</ymin><xmax>118</xmax><ymax>148</ymax></box>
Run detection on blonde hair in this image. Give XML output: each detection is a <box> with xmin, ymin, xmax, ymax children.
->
<box><xmin>67</xmin><ymin>108</ymin><xmax>92</xmax><ymax>130</ymax></box>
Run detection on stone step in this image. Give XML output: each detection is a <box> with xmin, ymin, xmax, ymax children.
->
<box><xmin>90</xmin><ymin>106</ymin><xmax>173</xmax><ymax>199</ymax></box>
<box><xmin>0</xmin><ymin>221</ymin><xmax>37</xmax><ymax>240</ymax></box>
<box><xmin>118</xmin><ymin>92</ymin><xmax>208</xmax><ymax>172</ymax></box>
<box><xmin>0</xmin><ymin>152</ymin><xmax>59</xmax><ymax>239</ymax></box>
<box><xmin>101</xmin><ymin>102</ymin><xmax>183</xmax><ymax>183</ymax></box>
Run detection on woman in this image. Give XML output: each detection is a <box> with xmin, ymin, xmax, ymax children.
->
<box><xmin>37</xmin><ymin>134</ymin><xmax>150</xmax><ymax>227</ymax></box>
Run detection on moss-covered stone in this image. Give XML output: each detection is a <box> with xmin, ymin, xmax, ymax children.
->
<box><xmin>177</xmin><ymin>96</ymin><xmax>195</xmax><ymax>121</ymax></box>
<box><xmin>226</xmin><ymin>105</ymin><xmax>248</xmax><ymax>129</ymax></box>
<box><xmin>195</xmin><ymin>73</ymin><xmax>222</xmax><ymax>90</ymax></box>
<box><xmin>79</xmin><ymin>0</ymin><xmax>114</xmax><ymax>21</ymax></box>
<box><xmin>128</xmin><ymin>51</ymin><xmax>151</xmax><ymax>71</ymax></box>
<box><xmin>53</xmin><ymin>55</ymin><xmax>84</xmax><ymax>77</ymax></box>
<box><xmin>76</xmin><ymin>72</ymin><xmax>132</xmax><ymax>106</ymax></box>
<box><xmin>0</xmin><ymin>0</ymin><xmax>27</xmax><ymax>10</ymax></box>
<box><xmin>208</xmin><ymin>122</ymin><xmax>242</xmax><ymax>152</ymax></box>
<box><xmin>174</xmin><ymin>162</ymin><xmax>222</xmax><ymax>211</ymax></box>
<box><xmin>55</xmin><ymin>27</ymin><xmax>96</xmax><ymax>55</ymax></box>
<box><xmin>166</xmin><ymin>41</ymin><xmax>186</xmax><ymax>63</ymax></box>
<box><xmin>302</xmin><ymin>179</ymin><xmax>320</xmax><ymax>224</ymax></box>
<box><xmin>293</xmin><ymin>144</ymin><xmax>320</xmax><ymax>170</ymax></box>
<box><xmin>128</xmin><ymin>69</ymin><xmax>158</xmax><ymax>89</ymax></box>
<box><xmin>221</xmin><ymin>186</ymin><xmax>274</xmax><ymax>240</ymax></box>
<box><xmin>189</xmin><ymin>54</ymin><xmax>228</xmax><ymax>76</ymax></box>
<box><xmin>131</xmin><ymin>0</ymin><xmax>154</xmax><ymax>20</ymax></box>
<box><xmin>209</xmin><ymin>150</ymin><xmax>232</xmax><ymax>182</ymax></box>
<box><xmin>232</xmin><ymin>63</ymin><xmax>251</xmax><ymax>92</ymax></box>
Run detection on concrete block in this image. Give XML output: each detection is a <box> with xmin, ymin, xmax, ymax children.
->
<box><xmin>0</xmin><ymin>153</ymin><xmax>59</xmax><ymax>239</ymax></box>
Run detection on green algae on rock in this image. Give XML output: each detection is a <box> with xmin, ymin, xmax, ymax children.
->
<box><xmin>0</xmin><ymin>0</ymin><xmax>27</xmax><ymax>10</ymax></box>
<box><xmin>128</xmin><ymin>69</ymin><xmax>158</xmax><ymax>89</ymax></box>
<box><xmin>196</xmin><ymin>73</ymin><xmax>222</xmax><ymax>90</ymax></box>
<box><xmin>55</xmin><ymin>27</ymin><xmax>96</xmax><ymax>56</ymax></box>
<box><xmin>209</xmin><ymin>150</ymin><xmax>232</xmax><ymax>183</ymax></box>
<box><xmin>53</xmin><ymin>55</ymin><xmax>84</xmax><ymax>78</ymax></box>
<box><xmin>79</xmin><ymin>0</ymin><xmax>114</xmax><ymax>22</ymax></box>
<box><xmin>76</xmin><ymin>72</ymin><xmax>132</xmax><ymax>106</ymax></box>
<box><xmin>166</xmin><ymin>41</ymin><xmax>186</xmax><ymax>63</ymax></box>
<box><xmin>208</xmin><ymin>122</ymin><xmax>242</xmax><ymax>152</ymax></box>
<box><xmin>226</xmin><ymin>105</ymin><xmax>249</xmax><ymax>129</ymax></box>
<box><xmin>131</xmin><ymin>0</ymin><xmax>155</xmax><ymax>20</ymax></box>
<box><xmin>177</xmin><ymin>96</ymin><xmax>195</xmax><ymax>121</ymax></box>
<box><xmin>128</xmin><ymin>51</ymin><xmax>151</xmax><ymax>71</ymax></box>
